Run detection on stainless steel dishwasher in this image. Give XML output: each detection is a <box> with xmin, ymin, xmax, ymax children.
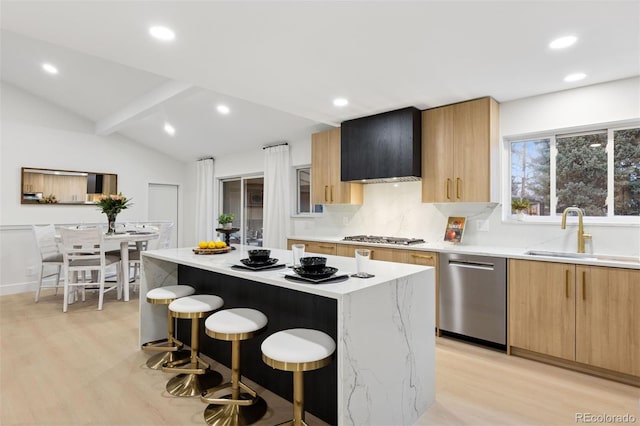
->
<box><xmin>439</xmin><ymin>253</ymin><xmax>507</xmax><ymax>348</ymax></box>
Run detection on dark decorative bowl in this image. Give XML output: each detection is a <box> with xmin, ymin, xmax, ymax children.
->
<box><xmin>248</xmin><ymin>249</ymin><xmax>271</xmax><ymax>263</ymax></box>
<box><xmin>299</xmin><ymin>256</ymin><xmax>327</xmax><ymax>272</ymax></box>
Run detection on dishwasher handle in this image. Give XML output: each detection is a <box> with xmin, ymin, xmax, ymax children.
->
<box><xmin>448</xmin><ymin>260</ymin><xmax>495</xmax><ymax>271</ymax></box>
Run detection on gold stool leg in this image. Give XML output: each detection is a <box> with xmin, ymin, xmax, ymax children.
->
<box><xmin>145</xmin><ymin>309</ymin><xmax>189</xmax><ymax>369</ymax></box>
<box><xmin>165</xmin><ymin>317</ymin><xmax>222</xmax><ymax>397</ymax></box>
<box><xmin>292</xmin><ymin>371</ymin><xmax>306</xmax><ymax>426</ymax></box>
<box><xmin>203</xmin><ymin>340</ymin><xmax>267</xmax><ymax>426</ymax></box>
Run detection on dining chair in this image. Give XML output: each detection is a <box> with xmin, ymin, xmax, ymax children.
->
<box><xmin>32</xmin><ymin>224</ymin><xmax>64</xmax><ymax>302</ymax></box>
<box><xmin>59</xmin><ymin>227</ymin><xmax>121</xmax><ymax>312</ymax></box>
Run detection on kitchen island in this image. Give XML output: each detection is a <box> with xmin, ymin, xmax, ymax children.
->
<box><xmin>140</xmin><ymin>246</ymin><xmax>435</xmax><ymax>426</ymax></box>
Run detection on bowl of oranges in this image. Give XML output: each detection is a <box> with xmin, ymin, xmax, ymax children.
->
<box><xmin>193</xmin><ymin>240</ymin><xmax>231</xmax><ymax>254</ymax></box>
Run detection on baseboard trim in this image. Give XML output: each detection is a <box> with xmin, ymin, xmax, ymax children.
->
<box><xmin>0</xmin><ymin>280</ymin><xmax>37</xmax><ymax>296</ymax></box>
<box><xmin>510</xmin><ymin>347</ymin><xmax>639</xmax><ymax>387</ymax></box>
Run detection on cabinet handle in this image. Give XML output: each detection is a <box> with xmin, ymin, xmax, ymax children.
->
<box><xmin>565</xmin><ymin>270</ymin><xmax>569</xmax><ymax>298</ymax></box>
<box><xmin>324</xmin><ymin>186</ymin><xmax>328</xmax><ymax>202</ymax></box>
<box><xmin>582</xmin><ymin>271</ymin><xmax>586</xmax><ymax>300</ymax></box>
<box><xmin>318</xmin><ymin>245</ymin><xmax>334</xmax><ymax>249</ymax></box>
<box><xmin>446</xmin><ymin>179</ymin><xmax>451</xmax><ymax>200</ymax></box>
<box><xmin>456</xmin><ymin>177</ymin><xmax>461</xmax><ymax>199</ymax></box>
<box><xmin>411</xmin><ymin>254</ymin><xmax>433</xmax><ymax>260</ymax></box>
<box><xmin>330</xmin><ymin>185</ymin><xmax>334</xmax><ymax>202</ymax></box>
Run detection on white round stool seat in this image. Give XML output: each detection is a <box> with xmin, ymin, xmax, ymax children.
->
<box><xmin>205</xmin><ymin>308</ymin><xmax>268</xmax><ymax>338</ymax></box>
<box><xmin>146</xmin><ymin>285</ymin><xmax>195</xmax><ymax>304</ymax></box>
<box><xmin>169</xmin><ymin>294</ymin><xmax>224</xmax><ymax>318</ymax></box>
<box><xmin>261</xmin><ymin>328</ymin><xmax>335</xmax><ymax>371</ymax></box>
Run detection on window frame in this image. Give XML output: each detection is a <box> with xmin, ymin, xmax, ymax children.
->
<box><xmin>218</xmin><ymin>173</ymin><xmax>264</xmax><ymax>246</ymax></box>
<box><xmin>502</xmin><ymin>120</ymin><xmax>640</xmax><ymax>225</ymax></box>
<box><xmin>291</xmin><ymin>164</ymin><xmax>323</xmax><ymax>217</ymax></box>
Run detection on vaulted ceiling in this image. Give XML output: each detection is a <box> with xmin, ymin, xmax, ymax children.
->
<box><xmin>1</xmin><ymin>1</ymin><xmax>638</xmax><ymax>162</ymax></box>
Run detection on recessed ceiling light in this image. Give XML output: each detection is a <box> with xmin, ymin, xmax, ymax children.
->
<box><xmin>549</xmin><ymin>35</ymin><xmax>578</xmax><ymax>49</ymax></box>
<box><xmin>217</xmin><ymin>105</ymin><xmax>230</xmax><ymax>115</ymax></box>
<box><xmin>149</xmin><ymin>26</ymin><xmax>175</xmax><ymax>41</ymax></box>
<box><xmin>163</xmin><ymin>122</ymin><xmax>175</xmax><ymax>136</ymax></box>
<box><xmin>564</xmin><ymin>72</ymin><xmax>586</xmax><ymax>82</ymax></box>
<box><xmin>42</xmin><ymin>63</ymin><xmax>58</xmax><ymax>74</ymax></box>
<box><xmin>333</xmin><ymin>98</ymin><xmax>349</xmax><ymax>107</ymax></box>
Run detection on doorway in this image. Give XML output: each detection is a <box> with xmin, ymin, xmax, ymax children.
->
<box><xmin>148</xmin><ymin>183</ymin><xmax>179</xmax><ymax>248</ymax></box>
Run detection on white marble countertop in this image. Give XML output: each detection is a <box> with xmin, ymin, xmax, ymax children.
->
<box><xmin>289</xmin><ymin>235</ymin><xmax>640</xmax><ymax>269</ymax></box>
<box><xmin>142</xmin><ymin>246</ymin><xmax>432</xmax><ymax>300</ymax></box>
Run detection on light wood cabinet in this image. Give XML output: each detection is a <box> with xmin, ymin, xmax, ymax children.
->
<box><xmin>23</xmin><ymin>172</ymin><xmax>44</xmax><ymax>193</ymax></box>
<box><xmin>509</xmin><ymin>259</ymin><xmax>640</xmax><ymax>378</ymax></box>
<box><xmin>55</xmin><ymin>176</ymin><xmax>87</xmax><ymax>202</ymax></box>
<box><xmin>336</xmin><ymin>244</ymin><xmax>409</xmax><ymax>263</ymax></box>
<box><xmin>509</xmin><ymin>260</ymin><xmax>576</xmax><ymax>360</ymax></box>
<box><xmin>575</xmin><ymin>266</ymin><xmax>640</xmax><ymax>377</ymax></box>
<box><xmin>287</xmin><ymin>239</ymin><xmax>337</xmax><ymax>256</ymax></box>
<box><xmin>311</xmin><ymin>128</ymin><xmax>363</xmax><ymax>205</ymax></box>
<box><xmin>422</xmin><ymin>97</ymin><xmax>499</xmax><ymax>203</ymax></box>
<box><xmin>407</xmin><ymin>251</ymin><xmax>439</xmax><ymax>331</ymax></box>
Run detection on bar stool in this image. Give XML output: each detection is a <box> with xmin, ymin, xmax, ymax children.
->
<box><xmin>261</xmin><ymin>329</ymin><xmax>336</xmax><ymax>426</ymax></box>
<box><xmin>201</xmin><ymin>308</ymin><xmax>268</xmax><ymax>426</ymax></box>
<box><xmin>142</xmin><ymin>285</ymin><xmax>195</xmax><ymax>369</ymax></box>
<box><xmin>162</xmin><ymin>294</ymin><xmax>224</xmax><ymax>397</ymax></box>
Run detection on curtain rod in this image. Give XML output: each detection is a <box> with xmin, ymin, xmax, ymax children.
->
<box><xmin>197</xmin><ymin>156</ymin><xmax>214</xmax><ymax>161</ymax></box>
<box><xmin>262</xmin><ymin>142</ymin><xmax>288</xmax><ymax>150</ymax></box>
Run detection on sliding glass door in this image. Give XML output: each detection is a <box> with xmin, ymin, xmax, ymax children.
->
<box><xmin>221</xmin><ymin>176</ymin><xmax>264</xmax><ymax>246</ymax></box>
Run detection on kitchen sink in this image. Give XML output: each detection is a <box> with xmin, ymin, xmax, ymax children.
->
<box><xmin>524</xmin><ymin>250</ymin><xmax>640</xmax><ymax>264</ymax></box>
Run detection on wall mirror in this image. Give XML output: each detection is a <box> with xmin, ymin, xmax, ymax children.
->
<box><xmin>21</xmin><ymin>167</ymin><xmax>118</xmax><ymax>205</ymax></box>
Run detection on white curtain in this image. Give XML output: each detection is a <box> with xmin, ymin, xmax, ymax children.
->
<box><xmin>263</xmin><ymin>144</ymin><xmax>290</xmax><ymax>249</ymax></box>
<box><xmin>195</xmin><ymin>158</ymin><xmax>215</xmax><ymax>242</ymax></box>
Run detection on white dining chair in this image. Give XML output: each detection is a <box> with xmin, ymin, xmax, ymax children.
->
<box><xmin>32</xmin><ymin>224</ymin><xmax>64</xmax><ymax>302</ymax></box>
<box><xmin>59</xmin><ymin>227</ymin><xmax>121</xmax><ymax>312</ymax></box>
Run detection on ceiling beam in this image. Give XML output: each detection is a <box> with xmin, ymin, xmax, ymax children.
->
<box><xmin>95</xmin><ymin>80</ymin><xmax>193</xmax><ymax>135</ymax></box>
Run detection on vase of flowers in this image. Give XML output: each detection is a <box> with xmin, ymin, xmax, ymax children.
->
<box><xmin>97</xmin><ymin>193</ymin><xmax>132</xmax><ymax>234</ymax></box>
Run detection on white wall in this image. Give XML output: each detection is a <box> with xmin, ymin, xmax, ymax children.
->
<box><xmin>0</xmin><ymin>82</ymin><xmax>190</xmax><ymax>294</ymax></box>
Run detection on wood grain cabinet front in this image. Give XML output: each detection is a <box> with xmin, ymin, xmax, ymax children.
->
<box><xmin>336</xmin><ymin>244</ymin><xmax>409</xmax><ymax>263</ymax></box>
<box><xmin>421</xmin><ymin>97</ymin><xmax>499</xmax><ymax>203</ymax></box>
<box><xmin>287</xmin><ymin>239</ymin><xmax>337</xmax><ymax>256</ymax></box>
<box><xmin>509</xmin><ymin>259</ymin><xmax>639</xmax><ymax>380</ymax></box>
<box><xmin>311</xmin><ymin>128</ymin><xmax>363</xmax><ymax>205</ymax></box>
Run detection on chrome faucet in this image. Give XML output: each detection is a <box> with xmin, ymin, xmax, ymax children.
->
<box><xmin>561</xmin><ymin>207</ymin><xmax>592</xmax><ymax>253</ymax></box>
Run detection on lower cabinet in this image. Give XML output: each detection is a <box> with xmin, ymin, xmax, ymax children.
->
<box><xmin>287</xmin><ymin>240</ymin><xmax>336</xmax><ymax>256</ymax></box>
<box><xmin>336</xmin><ymin>244</ymin><xmax>409</xmax><ymax>262</ymax></box>
<box><xmin>509</xmin><ymin>259</ymin><xmax>639</xmax><ymax>378</ymax></box>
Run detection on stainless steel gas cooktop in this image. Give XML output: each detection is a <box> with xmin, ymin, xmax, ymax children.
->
<box><xmin>342</xmin><ymin>235</ymin><xmax>425</xmax><ymax>245</ymax></box>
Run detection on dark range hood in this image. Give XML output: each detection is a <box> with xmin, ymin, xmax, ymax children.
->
<box><xmin>86</xmin><ymin>174</ymin><xmax>103</xmax><ymax>194</ymax></box>
<box><xmin>341</xmin><ymin>106</ymin><xmax>421</xmax><ymax>183</ymax></box>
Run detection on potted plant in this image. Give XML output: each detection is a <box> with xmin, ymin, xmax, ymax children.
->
<box><xmin>511</xmin><ymin>198</ymin><xmax>530</xmax><ymax>220</ymax></box>
<box><xmin>218</xmin><ymin>213</ymin><xmax>235</xmax><ymax>230</ymax></box>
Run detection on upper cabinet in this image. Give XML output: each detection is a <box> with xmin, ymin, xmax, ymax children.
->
<box><xmin>421</xmin><ymin>97</ymin><xmax>499</xmax><ymax>203</ymax></box>
<box><xmin>311</xmin><ymin>128</ymin><xmax>363</xmax><ymax>205</ymax></box>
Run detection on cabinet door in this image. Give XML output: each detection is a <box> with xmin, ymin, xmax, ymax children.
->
<box><xmin>311</xmin><ymin>131</ymin><xmax>330</xmax><ymax>205</ymax></box>
<box><xmin>406</xmin><ymin>251</ymin><xmax>437</xmax><ymax>267</ymax></box>
<box><xmin>452</xmin><ymin>98</ymin><xmax>492</xmax><ymax>202</ymax></box>
<box><xmin>422</xmin><ymin>107</ymin><xmax>454</xmax><ymax>203</ymax></box>
<box><xmin>509</xmin><ymin>260</ymin><xmax>575</xmax><ymax>360</ymax></box>
<box><xmin>576</xmin><ymin>266</ymin><xmax>640</xmax><ymax>376</ymax></box>
<box><xmin>311</xmin><ymin>128</ymin><xmax>362</xmax><ymax>205</ymax></box>
<box><xmin>304</xmin><ymin>241</ymin><xmax>337</xmax><ymax>256</ymax></box>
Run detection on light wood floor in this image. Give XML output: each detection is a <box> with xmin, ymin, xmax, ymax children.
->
<box><xmin>1</xmin><ymin>290</ymin><xmax>638</xmax><ymax>426</ymax></box>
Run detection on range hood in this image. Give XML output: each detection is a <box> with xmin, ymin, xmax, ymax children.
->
<box><xmin>341</xmin><ymin>106</ymin><xmax>421</xmax><ymax>183</ymax></box>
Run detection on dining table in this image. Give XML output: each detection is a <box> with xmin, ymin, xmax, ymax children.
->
<box><xmin>103</xmin><ymin>231</ymin><xmax>159</xmax><ymax>301</ymax></box>
<box><xmin>57</xmin><ymin>228</ymin><xmax>159</xmax><ymax>302</ymax></box>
